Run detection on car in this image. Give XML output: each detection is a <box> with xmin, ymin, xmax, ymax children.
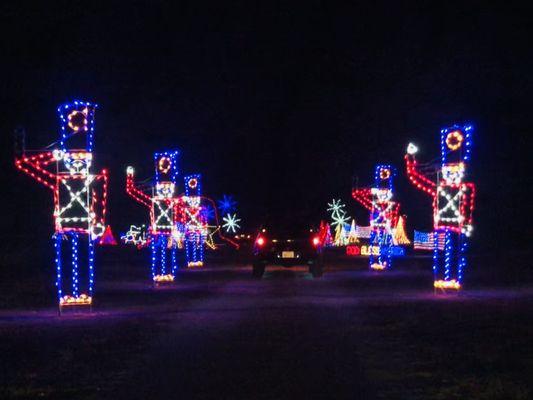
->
<box><xmin>252</xmin><ymin>223</ymin><xmax>325</xmax><ymax>278</ymax></box>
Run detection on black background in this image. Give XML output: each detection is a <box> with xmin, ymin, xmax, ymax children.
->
<box><xmin>1</xmin><ymin>1</ymin><xmax>531</xmax><ymax>254</ymax></box>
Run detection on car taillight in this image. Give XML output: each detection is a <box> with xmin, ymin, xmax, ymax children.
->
<box><xmin>256</xmin><ymin>236</ymin><xmax>266</xmax><ymax>246</ymax></box>
<box><xmin>312</xmin><ymin>236</ymin><xmax>320</xmax><ymax>247</ymax></box>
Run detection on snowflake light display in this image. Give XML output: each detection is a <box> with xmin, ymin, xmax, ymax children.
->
<box><xmin>352</xmin><ymin>165</ymin><xmax>400</xmax><ymax>271</ymax></box>
<box><xmin>15</xmin><ymin>101</ymin><xmax>108</xmax><ymax>308</ymax></box>
<box><xmin>180</xmin><ymin>174</ymin><xmax>208</xmax><ymax>267</ymax></box>
<box><xmin>405</xmin><ymin>124</ymin><xmax>476</xmax><ymax>290</ymax></box>
<box><xmin>126</xmin><ymin>151</ymin><xmax>180</xmax><ymax>283</ymax></box>
<box><xmin>217</xmin><ymin>195</ymin><xmax>237</xmax><ymax>214</ymax></box>
<box><xmin>327</xmin><ymin>199</ymin><xmax>350</xmax><ymax>228</ymax></box>
<box><xmin>222</xmin><ymin>213</ymin><xmax>241</xmax><ymax>233</ymax></box>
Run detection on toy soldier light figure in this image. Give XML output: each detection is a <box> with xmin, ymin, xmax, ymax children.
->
<box><xmin>126</xmin><ymin>151</ymin><xmax>181</xmax><ymax>283</ymax></box>
<box><xmin>405</xmin><ymin>124</ymin><xmax>476</xmax><ymax>290</ymax></box>
<box><xmin>180</xmin><ymin>174</ymin><xmax>208</xmax><ymax>267</ymax></box>
<box><xmin>352</xmin><ymin>165</ymin><xmax>400</xmax><ymax>270</ymax></box>
<box><xmin>15</xmin><ymin>101</ymin><xmax>108</xmax><ymax>308</ymax></box>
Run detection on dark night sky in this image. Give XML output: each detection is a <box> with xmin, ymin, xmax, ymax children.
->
<box><xmin>1</xmin><ymin>1</ymin><xmax>531</xmax><ymax>253</ymax></box>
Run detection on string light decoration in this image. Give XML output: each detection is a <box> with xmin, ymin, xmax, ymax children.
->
<box><xmin>347</xmin><ymin>219</ymin><xmax>360</xmax><ymax>244</ymax></box>
<box><xmin>15</xmin><ymin>101</ymin><xmax>108</xmax><ymax>308</ymax></box>
<box><xmin>392</xmin><ymin>215</ymin><xmax>411</xmax><ymax>245</ymax></box>
<box><xmin>121</xmin><ymin>224</ymin><xmax>149</xmax><ymax>248</ymax></box>
<box><xmin>180</xmin><ymin>174</ymin><xmax>208</xmax><ymax>267</ymax></box>
<box><xmin>126</xmin><ymin>151</ymin><xmax>180</xmax><ymax>283</ymax></box>
<box><xmin>217</xmin><ymin>195</ymin><xmax>237</xmax><ymax>214</ymax></box>
<box><xmin>222</xmin><ymin>213</ymin><xmax>241</xmax><ymax>233</ymax></box>
<box><xmin>413</xmin><ymin>230</ymin><xmax>445</xmax><ymax>251</ymax></box>
<box><xmin>352</xmin><ymin>165</ymin><xmax>401</xmax><ymax>271</ymax></box>
<box><xmin>327</xmin><ymin>199</ymin><xmax>351</xmax><ymax>228</ymax></box>
<box><xmin>405</xmin><ymin>124</ymin><xmax>476</xmax><ymax>290</ymax></box>
<box><xmin>318</xmin><ymin>220</ymin><xmax>333</xmax><ymax>247</ymax></box>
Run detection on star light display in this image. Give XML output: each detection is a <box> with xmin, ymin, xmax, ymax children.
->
<box><xmin>126</xmin><ymin>151</ymin><xmax>181</xmax><ymax>282</ymax></box>
<box><xmin>217</xmin><ymin>195</ymin><xmax>237</xmax><ymax>214</ymax></box>
<box><xmin>15</xmin><ymin>100</ymin><xmax>109</xmax><ymax>309</ymax></box>
<box><xmin>405</xmin><ymin>124</ymin><xmax>476</xmax><ymax>290</ymax></box>
<box><xmin>222</xmin><ymin>213</ymin><xmax>241</xmax><ymax>233</ymax></box>
<box><xmin>352</xmin><ymin>165</ymin><xmax>401</xmax><ymax>271</ymax></box>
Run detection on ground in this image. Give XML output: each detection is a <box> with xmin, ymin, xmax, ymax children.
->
<box><xmin>0</xmin><ymin>248</ymin><xmax>532</xmax><ymax>400</ymax></box>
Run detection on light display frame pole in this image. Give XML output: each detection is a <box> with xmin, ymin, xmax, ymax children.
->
<box><xmin>405</xmin><ymin>124</ymin><xmax>476</xmax><ymax>290</ymax></box>
<box><xmin>15</xmin><ymin>101</ymin><xmax>108</xmax><ymax>311</ymax></box>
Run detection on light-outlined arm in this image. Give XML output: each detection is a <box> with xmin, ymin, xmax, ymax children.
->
<box><xmin>352</xmin><ymin>188</ymin><xmax>373</xmax><ymax>211</ymax></box>
<box><xmin>92</xmin><ymin>169</ymin><xmax>109</xmax><ymax>228</ymax></box>
<box><xmin>404</xmin><ymin>153</ymin><xmax>436</xmax><ymax>197</ymax></box>
<box><xmin>126</xmin><ymin>167</ymin><xmax>152</xmax><ymax>208</ymax></box>
<box><xmin>15</xmin><ymin>151</ymin><xmax>58</xmax><ymax>190</ymax></box>
<box><xmin>461</xmin><ymin>182</ymin><xmax>476</xmax><ymax>228</ymax></box>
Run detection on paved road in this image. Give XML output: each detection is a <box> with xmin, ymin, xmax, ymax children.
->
<box><xmin>1</xmin><ymin>261</ymin><xmax>532</xmax><ymax>399</ymax></box>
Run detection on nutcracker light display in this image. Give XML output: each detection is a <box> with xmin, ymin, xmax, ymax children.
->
<box><xmin>15</xmin><ymin>101</ymin><xmax>109</xmax><ymax>308</ymax></box>
<box><xmin>180</xmin><ymin>174</ymin><xmax>208</xmax><ymax>267</ymax></box>
<box><xmin>352</xmin><ymin>164</ymin><xmax>400</xmax><ymax>270</ymax></box>
<box><xmin>405</xmin><ymin>124</ymin><xmax>476</xmax><ymax>290</ymax></box>
<box><xmin>126</xmin><ymin>151</ymin><xmax>180</xmax><ymax>283</ymax></box>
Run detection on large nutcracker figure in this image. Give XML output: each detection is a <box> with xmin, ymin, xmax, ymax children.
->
<box><xmin>180</xmin><ymin>174</ymin><xmax>208</xmax><ymax>267</ymax></box>
<box><xmin>352</xmin><ymin>164</ymin><xmax>400</xmax><ymax>270</ymax></box>
<box><xmin>405</xmin><ymin>124</ymin><xmax>476</xmax><ymax>290</ymax></box>
<box><xmin>126</xmin><ymin>151</ymin><xmax>181</xmax><ymax>283</ymax></box>
<box><xmin>15</xmin><ymin>101</ymin><xmax>108</xmax><ymax>308</ymax></box>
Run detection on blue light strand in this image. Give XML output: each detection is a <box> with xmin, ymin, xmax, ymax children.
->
<box><xmin>54</xmin><ymin>234</ymin><xmax>63</xmax><ymax>301</ymax></box>
<box><xmin>88</xmin><ymin>237</ymin><xmax>95</xmax><ymax>295</ymax></box>
<box><xmin>444</xmin><ymin>229</ymin><xmax>452</xmax><ymax>281</ymax></box>
<box><xmin>369</xmin><ymin>230</ymin><xmax>376</xmax><ymax>266</ymax></box>
<box><xmin>432</xmin><ymin>231</ymin><xmax>439</xmax><ymax>278</ymax></box>
<box><xmin>71</xmin><ymin>233</ymin><xmax>79</xmax><ymax>297</ymax></box>
<box><xmin>150</xmin><ymin>234</ymin><xmax>157</xmax><ymax>280</ymax></box>
<box><xmin>440</xmin><ymin>124</ymin><xmax>474</xmax><ymax>164</ymax></box>
<box><xmin>184</xmin><ymin>173</ymin><xmax>202</xmax><ymax>196</ymax></box>
<box><xmin>154</xmin><ymin>151</ymin><xmax>180</xmax><ymax>184</ymax></box>
<box><xmin>457</xmin><ymin>233</ymin><xmax>468</xmax><ymax>283</ymax></box>
<box><xmin>171</xmin><ymin>245</ymin><xmax>177</xmax><ymax>275</ymax></box>
<box><xmin>160</xmin><ymin>235</ymin><xmax>167</xmax><ymax>275</ymax></box>
<box><xmin>185</xmin><ymin>233</ymin><xmax>190</xmax><ymax>265</ymax></box>
<box><xmin>57</xmin><ymin>101</ymin><xmax>97</xmax><ymax>152</ymax></box>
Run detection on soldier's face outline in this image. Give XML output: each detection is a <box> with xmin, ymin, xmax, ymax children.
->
<box><xmin>442</xmin><ymin>162</ymin><xmax>465</xmax><ymax>185</ymax></box>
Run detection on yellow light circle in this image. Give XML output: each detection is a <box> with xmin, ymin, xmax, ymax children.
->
<box><xmin>379</xmin><ymin>168</ymin><xmax>391</xmax><ymax>180</ymax></box>
<box><xmin>188</xmin><ymin>178</ymin><xmax>198</xmax><ymax>189</ymax></box>
<box><xmin>158</xmin><ymin>157</ymin><xmax>171</xmax><ymax>173</ymax></box>
<box><xmin>446</xmin><ymin>131</ymin><xmax>464</xmax><ymax>151</ymax></box>
<box><xmin>67</xmin><ymin>110</ymin><xmax>88</xmax><ymax>132</ymax></box>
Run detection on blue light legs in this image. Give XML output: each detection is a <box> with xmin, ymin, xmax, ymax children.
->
<box><xmin>54</xmin><ymin>232</ymin><xmax>95</xmax><ymax>304</ymax></box>
<box><xmin>432</xmin><ymin>229</ymin><xmax>468</xmax><ymax>289</ymax></box>
<box><xmin>150</xmin><ymin>233</ymin><xmax>178</xmax><ymax>281</ymax></box>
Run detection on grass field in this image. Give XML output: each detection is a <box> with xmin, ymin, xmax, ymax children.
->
<box><xmin>0</xmin><ymin>245</ymin><xmax>532</xmax><ymax>399</ymax></box>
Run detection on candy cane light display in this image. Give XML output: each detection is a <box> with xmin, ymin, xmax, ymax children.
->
<box><xmin>15</xmin><ymin>101</ymin><xmax>108</xmax><ymax>308</ymax></box>
<box><xmin>352</xmin><ymin>165</ymin><xmax>400</xmax><ymax>270</ymax></box>
<box><xmin>405</xmin><ymin>124</ymin><xmax>476</xmax><ymax>290</ymax></box>
<box><xmin>126</xmin><ymin>151</ymin><xmax>181</xmax><ymax>283</ymax></box>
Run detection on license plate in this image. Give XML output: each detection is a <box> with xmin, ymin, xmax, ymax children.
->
<box><xmin>282</xmin><ymin>251</ymin><xmax>295</xmax><ymax>258</ymax></box>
